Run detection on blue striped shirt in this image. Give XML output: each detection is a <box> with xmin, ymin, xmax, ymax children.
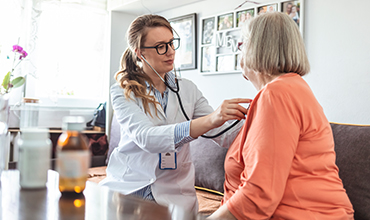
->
<box><xmin>146</xmin><ymin>72</ymin><xmax>194</xmax><ymax>148</ymax></box>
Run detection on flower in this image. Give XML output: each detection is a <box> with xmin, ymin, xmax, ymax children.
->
<box><xmin>1</xmin><ymin>44</ymin><xmax>27</xmax><ymax>94</ymax></box>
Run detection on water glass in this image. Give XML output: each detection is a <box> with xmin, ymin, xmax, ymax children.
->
<box><xmin>19</xmin><ymin>98</ymin><xmax>40</xmax><ymax>129</ymax></box>
<box><xmin>0</xmin><ymin>94</ymin><xmax>10</xmax><ymax>177</ymax></box>
<box><xmin>0</xmin><ymin>123</ymin><xmax>10</xmax><ymax>176</ymax></box>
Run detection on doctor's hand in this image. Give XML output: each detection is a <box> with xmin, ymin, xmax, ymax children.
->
<box><xmin>190</xmin><ymin>98</ymin><xmax>252</xmax><ymax>138</ymax></box>
<box><xmin>209</xmin><ymin>98</ymin><xmax>251</xmax><ymax>128</ymax></box>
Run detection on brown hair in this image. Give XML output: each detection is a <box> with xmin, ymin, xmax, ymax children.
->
<box><xmin>115</xmin><ymin>14</ymin><xmax>173</xmax><ymax>117</ymax></box>
<box><xmin>242</xmin><ymin>12</ymin><xmax>310</xmax><ymax>76</ymax></box>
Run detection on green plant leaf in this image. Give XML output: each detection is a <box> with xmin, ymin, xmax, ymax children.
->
<box><xmin>11</xmin><ymin>76</ymin><xmax>26</xmax><ymax>88</ymax></box>
<box><xmin>2</xmin><ymin>71</ymin><xmax>11</xmax><ymax>90</ymax></box>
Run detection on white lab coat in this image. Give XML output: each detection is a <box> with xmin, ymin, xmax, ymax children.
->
<box><xmin>99</xmin><ymin>76</ymin><xmax>242</xmax><ymax>213</ymax></box>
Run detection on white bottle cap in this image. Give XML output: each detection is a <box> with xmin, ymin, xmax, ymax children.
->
<box><xmin>62</xmin><ymin>116</ymin><xmax>85</xmax><ymax>131</ymax></box>
<box><xmin>20</xmin><ymin>128</ymin><xmax>49</xmax><ymax>140</ymax></box>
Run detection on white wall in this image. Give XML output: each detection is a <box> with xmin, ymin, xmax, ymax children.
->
<box><xmin>303</xmin><ymin>0</ymin><xmax>370</xmax><ymax>124</ymax></box>
<box><xmin>159</xmin><ymin>0</ymin><xmax>370</xmax><ymax>124</ymax></box>
<box><xmin>110</xmin><ymin>0</ymin><xmax>370</xmax><ymax>124</ymax></box>
<box><xmin>106</xmin><ymin>12</ymin><xmax>137</xmax><ymax>137</ymax></box>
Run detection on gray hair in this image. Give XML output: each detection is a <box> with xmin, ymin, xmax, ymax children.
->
<box><xmin>241</xmin><ymin>12</ymin><xmax>310</xmax><ymax>76</ymax></box>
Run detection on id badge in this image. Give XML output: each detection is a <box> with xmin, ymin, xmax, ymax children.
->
<box><xmin>159</xmin><ymin>152</ymin><xmax>177</xmax><ymax>170</ymax></box>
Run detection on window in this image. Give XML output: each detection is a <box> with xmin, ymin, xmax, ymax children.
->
<box><xmin>1</xmin><ymin>0</ymin><xmax>109</xmax><ymax>108</ymax></box>
<box><xmin>0</xmin><ymin>0</ymin><xmax>24</xmax><ymax>90</ymax></box>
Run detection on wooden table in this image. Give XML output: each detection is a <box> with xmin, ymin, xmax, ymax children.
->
<box><xmin>0</xmin><ymin>170</ymin><xmax>203</xmax><ymax>220</ymax></box>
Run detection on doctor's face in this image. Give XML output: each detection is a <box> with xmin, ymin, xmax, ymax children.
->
<box><xmin>141</xmin><ymin>27</ymin><xmax>176</xmax><ymax>75</ymax></box>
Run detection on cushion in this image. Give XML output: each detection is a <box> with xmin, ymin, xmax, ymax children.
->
<box><xmin>189</xmin><ymin>138</ymin><xmax>228</xmax><ymax>193</ymax></box>
<box><xmin>330</xmin><ymin>123</ymin><xmax>370</xmax><ymax>220</ymax></box>
<box><xmin>195</xmin><ymin>187</ymin><xmax>223</xmax><ymax>215</ymax></box>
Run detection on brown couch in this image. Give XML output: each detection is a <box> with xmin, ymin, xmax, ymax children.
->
<box><xmin>88</xmin><ymin>117</ymin><xmax>370</xmax><ymax>219</ymax></box>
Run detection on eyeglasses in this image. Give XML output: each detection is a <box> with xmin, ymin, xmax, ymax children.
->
<box><xmin>237</xmin><ymin>42</ymin><xmax>243</xmax><ymax>51</ymax></box>
<box><xmin>142</xmin><ymin>38</ymin><xmax>180</xmax><ymax>55</ymax></box>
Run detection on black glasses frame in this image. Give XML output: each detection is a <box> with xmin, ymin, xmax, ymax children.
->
<box><xmin>141</xmin><ymin>38</ymin><xmax>181</xmax><ymax>55</ymax></box>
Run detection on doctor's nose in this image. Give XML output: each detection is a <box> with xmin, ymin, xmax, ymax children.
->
<box><xmin>167</xmin><ymin>45</ymin><xmax>176</xmax><ymax>56</ymax></box>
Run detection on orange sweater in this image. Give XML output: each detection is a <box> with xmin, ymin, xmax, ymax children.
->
<box><xmin>222</xmin><ymin>73</ymin><xmax>354</xmax><ymax>220</ymax></box>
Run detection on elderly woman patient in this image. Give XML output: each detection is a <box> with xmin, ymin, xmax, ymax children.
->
<box><xmin>208</xmin><ymin>12</ymin><xmax>354</xmax><ymax>220</ymax></box>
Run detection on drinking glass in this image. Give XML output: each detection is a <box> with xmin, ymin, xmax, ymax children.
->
<box><xmin>14</xmin><ymin>97</ymin><xmax>40</xmax><ymax>129</ymax></box>
<box><xmin>0</xmin><ymin>94</ymin><xmax>10</xmax><ymax>177</ymax></box>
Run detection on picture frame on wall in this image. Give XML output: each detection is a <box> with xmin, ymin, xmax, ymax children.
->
<box><xmin>257</xmin><ymin>3</ymin><xmax>278</xmax><ymax>15</ymax></box>
<box><xmin>169</xmin><ymin>13</ymin><xmax>197</xmax><ymax>70</ymax></box>
<box><xmin>236</xmin><ymin>9</ymin><xmax>254</xmax><ymax>28</ymax></box>
<box><xmin>198</xmin><ymin>0</ymin><xmax>304</xmax><ymax>75</ymax></box>
<box><xmin>281</xmin><ymin>1</ymin><xmax>301</xmax><ymax>28</ymax></box>
<box><xmin>217</xmin><ymin>13</ymin><xmax>234</xmax><ymax>31</ymax></box>
<box><xmin>235</xmin><ymin>54</ymin><xmax>242</xmax><ymax>71</ymax></box>
<box><xmin>201</xmin><ymin>46</ymin><xmax>216</xmax><ymax>72</ymax></box>
<box><xmin>216</xmin><ymin>55</ymin><xmax>234</xmax><ymax>72</ymax></box>
<box><xmin>202</xmin><ymin>17</ymin><xmax>215</xmax><ymax>44</ymax></box>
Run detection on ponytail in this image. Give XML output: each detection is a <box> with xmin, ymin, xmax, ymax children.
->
<box><xmin>115</xmin><ymin>14</ymin><xmax>173</xmax><ymax>118</ymax></box>
<box><xmin>115</xmin><ymin>48</ymin><xmax>159</xmax><ymax>118</ymax></box>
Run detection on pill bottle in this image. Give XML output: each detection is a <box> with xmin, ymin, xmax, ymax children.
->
<box><xmin>18</xmin><ymin>128</ymin><xmax>51</xmax><ymax>189</ymax></box>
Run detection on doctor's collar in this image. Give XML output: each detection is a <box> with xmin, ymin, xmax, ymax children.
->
<box><xmin>145</xmin><ymin>71</ymin><xmax>177</xmax><ymax>90</ymax></box>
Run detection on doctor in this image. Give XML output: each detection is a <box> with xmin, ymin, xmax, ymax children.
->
<box><xmin>99</xmin><ymin>14</ymin><xmax>251</xmax><ymax>213</ymax></box>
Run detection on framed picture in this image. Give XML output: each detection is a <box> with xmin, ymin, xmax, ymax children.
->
<box><xmin>201</xmin><ymin>46</ymin><xmax>216</xmax><ymax>72</ymax></box>
<box><xmin>258</xmin><ymin>3</ymin><xmax>278</xmax><ymax>15</ymax></box>
<box><xmin>237</xmin><ymin>9</ymin><xmax>254</xmax><ymax>28</ymax></box>
<box><xmin>217</xmin><ymin>13</ymin><xmax>233</xmax><ymax>31</ymax></box>
<box><xmin>281</xmin><ymin>1</ymin><xmax>301</xmax><ymax>28</ymax></box>
<box><xmin>235</xmin><ymin>54</ymin><xmax>242</xmax><ymax>71</ymax></box>
<box><xmin>169</xmin><ymin>13</ymin><xmax>197</xmax><ymax>70</ymax></box>
<box><xmin>216</xmin><ymin>55</ymin><xmax>234</xmax><ymax>72</ymax></box>
<box><xmin>202</xmin><ymin>17</ymin><xmax>215</xmax><ymax>45</ymax></box>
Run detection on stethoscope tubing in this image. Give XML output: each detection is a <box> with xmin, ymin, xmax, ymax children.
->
<box><xmin>141</xmin><ymin>54</ymin><xmax>241</xmax><ymax>139</ymax></box>
<box><xmin>164</xmin><ymin>79</ymin><xmax>241</xmax><ymax>139</ymax></box>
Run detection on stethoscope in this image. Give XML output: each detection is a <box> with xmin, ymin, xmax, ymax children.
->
<box><xmin>141</xmin><ymin>55</ymin><xmax>242</xmax><ymax>138</ymax></box>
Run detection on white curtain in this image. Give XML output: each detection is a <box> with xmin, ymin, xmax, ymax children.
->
<box><xmin>1</xmin><ymin>0</ymin><xmax>109</xmax><ymax>107</ymax></box>
<box><xmin>0</xmin><ymin>0</ymin><xmax>27</xmax><ymax>103</ymax></box>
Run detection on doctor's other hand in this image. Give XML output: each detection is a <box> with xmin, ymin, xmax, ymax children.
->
<box><xmin>209</xmin><ymin>98</ymin><xmax>252</xmax><ymax>128</ymax></box>
<box><xmin>189</xmin><ymin>98</ymin><xmax>251</xmax><ymax>138</ymax></box>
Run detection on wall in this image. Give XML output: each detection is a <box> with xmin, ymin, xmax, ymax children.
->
<box><xmin>159</xmin><ymin>0</ymin><xmax>370</xmax><ymax>124</ymax></box>
<box><xmin>106</xmin><ymin>12</ymin><xmax>137</xmax><ymax>137</ymax></box>
<box><xmin>109</xmin><ymin>0</ymin><xmax>370</xmax><ymax>125</ymax></box>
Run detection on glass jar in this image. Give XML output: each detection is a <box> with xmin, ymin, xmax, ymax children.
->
<box><xmin>18</xmin><ymin>128</ymin><xmax>52</xmax><ymax>189</ymax></box>
<box><xmin>0</xmin><ymin>94</ymin><xmax>10</xmax><ymax>177</ymax></box>
<box><xmin>19</xmin><ymin>97</ymin><xmax>39</xmax><ymax>129</ymax></box>
<box><xmin>56</xmin><ymin>116</ymin><xmax>91</xmax><ymax>196</ymax></box>
<box><xmin>14</xmin><ymin>97</ymin><xmax>40</xmax><ymax>129</ymax></box>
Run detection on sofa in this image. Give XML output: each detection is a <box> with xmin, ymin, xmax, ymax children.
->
<box><xmin>88</xmin><ymin>117</ymin><xmax>370</xmax><ymax>220</ymax></box>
